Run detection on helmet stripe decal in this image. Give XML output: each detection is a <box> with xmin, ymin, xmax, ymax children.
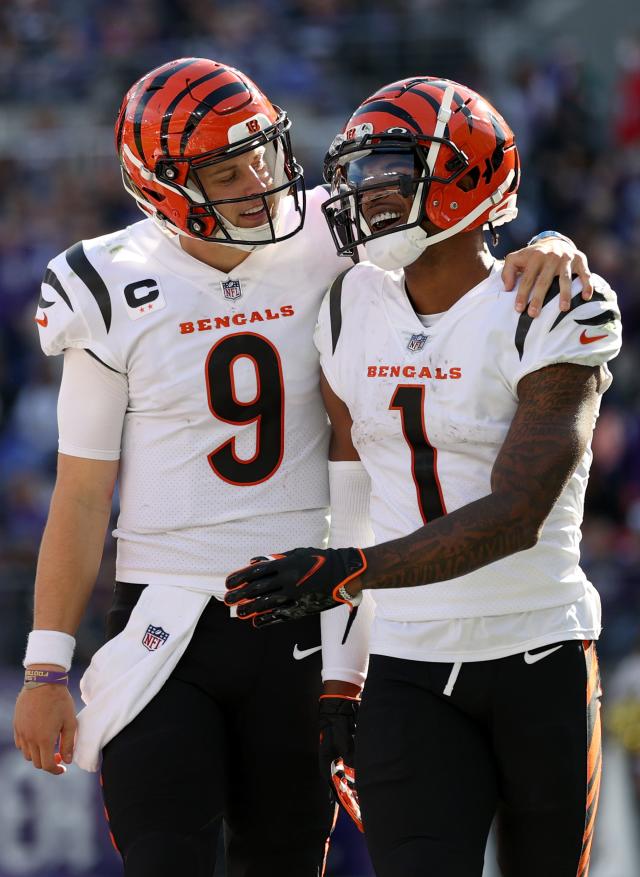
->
<box><xmin>115</xmin><ymin>107</ymin><xmax>126</xmax><ymax>156</ymax></box>
<box><xmin>42</xmin><ymin>268</ymin><xmax>73</xmax><ymax>311</ymax></box>
<box><xmin>160</xmin><ymin>67</ymin><xmax>228</xmax><ymax>156</ymax></box>
<box><xmin>133</xmin><ymin>58</ymin><xmax>197</xmax><ymax>162</ymax></box>
<box><xmin>180</xmin><ymin>81</ymin><xmax>250</xmax><ymax>155</ymax></box>
<box><xmin>65</xmin><ymin>242</ymin><xmax>112</xmax><ymax>333</ymax></box>
<box><xmin>514</xmin><ymin>281</ymin><xmax>560</xmax><ymax>359</ymax></box>
<box><xmin>351</xmin><ymin>100</ymin><xmax>421</xmax><ymax>132</ymax></box>
<box><xmin>424</xmin><ymin>82</ymin><xmax>474</xmax><ymax>132</ymax></box>
<box><xmin>405</xmin><ymin>88</ymin><xmax>442</xmax><ymax>116</ymax></box>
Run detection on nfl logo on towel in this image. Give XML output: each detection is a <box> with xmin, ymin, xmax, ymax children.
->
<box><xmin>221</xmin><ymin>279</ymin><xmax>242</xmax><ymax>300</ymax></box>
<box><xmin>407</xmin><ymin>333</ymin><xmax>428</xmax><ymax>352</ymax></box>
<box><xmin>142</xmin><ymin>625</ymin><xmax>170</xmax><ymax>651</ymax></box>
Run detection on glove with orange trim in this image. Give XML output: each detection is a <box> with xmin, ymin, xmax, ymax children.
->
<box><xmin>319</xmin><ymin>694</ymin><xmax>363</xmax><ymax>832</ymax></box>
<box><xmin>224</xmin><ymin>547</ymin><xmax>366</xmax><ymax>627</ymax></box>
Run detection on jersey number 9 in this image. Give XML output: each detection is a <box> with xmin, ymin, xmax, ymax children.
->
<box><xmin>205</xmin><ymin>333</ymin><xmax>284</xmax><ymax>486</ymax></box>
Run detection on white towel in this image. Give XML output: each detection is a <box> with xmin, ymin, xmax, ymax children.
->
<box><xmin>74</xmin><ymin>584</ymin><xmax>211</xmax><ymax>772</ymax></box>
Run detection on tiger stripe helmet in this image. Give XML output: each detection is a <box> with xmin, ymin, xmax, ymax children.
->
<box><xmin>115</xmin><ymin>58</ymin><xmax>305</xmax><ymax>247</ymax></box>
<box><xmin>322</xmin><ymin>76</ymin><xmax>520</xmax><ymax>269</ymax></box>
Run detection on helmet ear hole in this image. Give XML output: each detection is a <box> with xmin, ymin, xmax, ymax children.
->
<box><xmin>456</xmin><ymin>167</ymin><xmax>480</xmax><ymax>192</ymax></box>
<box><xmin>143</xmin><ymin>188</ymin><xmax>165</xmax><ymax>202</ymax></box>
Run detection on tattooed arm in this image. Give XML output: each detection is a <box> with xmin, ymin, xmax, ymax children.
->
<box><xmin>356</xmin><ymin>362</ymin><xmax>604</xmax><ymax>594</ymax></box>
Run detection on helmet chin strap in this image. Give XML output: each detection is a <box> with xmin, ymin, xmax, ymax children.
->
<box><xmin>213</xmin><ymin>204</ymin><xmax>282</xmax><ymax>251</ymax></box>
<box><xmin>364</xmin><ymin>223</ymin><xmax>430</xmax><ymax>271</ymax></box>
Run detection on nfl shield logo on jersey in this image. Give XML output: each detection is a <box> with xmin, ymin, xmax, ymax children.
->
<box><xmin>407</xmin><ymin>333</ymin><xmax>428</xmax><ymax>352</ymax></box>
<box><xmin>221</xmin><ymin>279</ymin><xmax>242</xmax><ymax>300</ymax></box>
<box><xmin>142</xmin><ymin>625</ymin><xmax>170</xmax><ymax>651</ymax></box>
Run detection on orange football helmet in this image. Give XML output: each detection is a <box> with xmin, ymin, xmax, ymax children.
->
<box><xmin>322</xmin><ymin>76</ymin><xmax>520</xmax><ymax>269</ymax></box>
<box><xmin>115</xmin><ymin>58</ymin><xmax>305</xmax><ymax>248</ymax></box>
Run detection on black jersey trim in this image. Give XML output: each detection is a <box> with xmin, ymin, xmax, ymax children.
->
<box><xmin>65</xmin><ymin>242</ymin><xmax>112</xmax><ymax>333</ymax></box>
<box><xmin>84</xmin><ymin>349</ymin><xmax>125</xmax><ymax>375</ymax></box>
<box><xmin>574</xmin><ymin>309</ymin><xmax>617</xmax><ymax>327</ymax></box>
<box><xmin>515</xmin><ymin>278</ymin><xmax>615</xmax><ymax>360</ymax></box>
<box><xmin>514</xmin><ymin>278</ymin><xmax>561</xmax><ymax>360</ymax></box>
<box><xmin>42</xmin><ymin>268</ymin><xmax>73</xmax><ymax>311</ymax></box>
<box><xmin>329</xmin><ymin>269</ymin><xmax>352</xmax><ymax>354</ymax></box>
<box><xmin>548</xmin><ymin>290</ymin><xmax>608</xmax><ymax>332</ymax></box>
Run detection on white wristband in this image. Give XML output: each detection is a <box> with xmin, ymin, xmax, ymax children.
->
<box><xmin>23</xmin><ymin>630</ymin><xmax>76</xmax><ymax>672</ymax></box>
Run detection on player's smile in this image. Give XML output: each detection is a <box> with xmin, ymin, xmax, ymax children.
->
<box><xmin>237</xmin><ymin>200</ymin><xmax>271</xmax><ymax>227</ymax></box>
<box><xmin>361</xmin><ymin>193</ymin><xmax>409</xmax><ymax>233</ymax></box>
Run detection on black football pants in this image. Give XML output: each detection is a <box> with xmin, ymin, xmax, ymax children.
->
<box><xmin>100</xmin><ymin>582</ymin><xmax>335</xmax><ymax>877</ymax></box>
<box><xmin>356</xmin><ymin>642</ymin><xmax>601</xmax><ymax>877</ymax></box>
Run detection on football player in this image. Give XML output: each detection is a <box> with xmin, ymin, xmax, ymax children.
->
<box><xmin>225</xmin><ymin>77</ymin><xmax>621</xmax><ymax>877</ymax></box>
<box><xmin>13</xmin><ymin>58</ymin><xmax>594</xmax><ymax>877</ymax></box>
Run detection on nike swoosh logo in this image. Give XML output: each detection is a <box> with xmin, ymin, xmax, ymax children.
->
<box><xmin>523</xmin><ymin>645</ymin><xmax>563</xmax><ymax>665</ymax></box>
<box><xmin>292</xmin><ymin>644</ymin><xmax>322</xmax><ymax>660</ymax></box>
<box><xmin>297</xmin><ymin>555</ymin><xmax>326</xmax><ymax>587</ymax></box>
<box><xmin>579</xmin><ymin>329</ymin><xmax>608</xmax><ymax>345</ymax></box>
<box><xmin>34</xmin><ymin>314</ymin><xmax>48</xmax><ymax>328</ymax></box>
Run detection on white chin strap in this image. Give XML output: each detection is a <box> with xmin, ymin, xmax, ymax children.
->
<box><xmin>213</xmin><ymin>204</ymin><xmax>282</xmax><ymax>251</ymax></box>
<box><xmin>365</xmin><ymin>223</ymin><xmax>429</xmax><ymax>271</ymax></box>
<box><xmin>365</xmin><ymin>170</ymin><xmax>518</xmax><ymax>271</ymax></box>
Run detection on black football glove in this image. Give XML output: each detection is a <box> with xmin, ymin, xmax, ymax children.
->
<box><xmin>224</xmin><ymin>547</ymin><xmax>366</xmax><ymax>627</ymax></box>
<box><xmin>319</xmin><ymin>694</ymin><xmax>363</xmax><ymax>832</ymax></box>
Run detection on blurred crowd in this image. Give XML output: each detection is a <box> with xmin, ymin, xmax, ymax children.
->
<box><xmin>0</xmin><ymin>0</ymin><xmax>638</xmax><ymax>770</ymax></box>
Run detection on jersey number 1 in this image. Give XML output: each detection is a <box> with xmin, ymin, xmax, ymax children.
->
<box><xmin>205</xmin><ymin>333</ymin><xmax>284</xmax><ymax>486</ymax></box>
<box><xmin>390</xmin><ymin>384</ymin><xmax>447</xmax><ymax>523</ymax></box>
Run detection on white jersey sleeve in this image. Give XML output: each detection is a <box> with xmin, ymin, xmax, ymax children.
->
<box><xmin>36</xmin><ymin>241</ymin><xmax>126</xmax><ymax>373</ymax></box>
<box><xmin>508</xmin><ymin>274</ymin><xmax>621</xmax><ymax>393</ymax></box>
<box><xmin>57</xmin><ymin>348</ymin><xmax>128</xmax><ymax>461</ymax></box>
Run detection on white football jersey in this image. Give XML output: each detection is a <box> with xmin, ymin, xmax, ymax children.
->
<box><xmin>36</xmin><ymin>187</ymin><xmax>347</xmax><ymax>593</ymax></box>
<box><xmin>316</xmin><ymin>261</ymin><xmax>621</xmax><ymax>637</ymax></box>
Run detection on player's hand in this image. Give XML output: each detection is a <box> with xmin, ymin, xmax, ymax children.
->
<box><xmin>502</xmin><ymin>237</ymin><xmax>593</xmax><ymax>317</ymax></box>
<box><xmin>319</xmin><ymin>693</ymin><xmax>363</xmax><ymax>832</ymax></box>
<box><xmin>13</xmin><ymin>683</ymin><xmax>77</xmax><ymax>775</ymax></box>
<box><xmin>224</xmin><ymin>547</ymin><xmax>367</xmax><ymax>627</ymax></box>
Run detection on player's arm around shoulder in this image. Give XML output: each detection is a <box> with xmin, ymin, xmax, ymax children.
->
<box><xmin>502</xmin><ymin>231</ymin><xmax>594</xmax><ymax>317</ymax></box>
